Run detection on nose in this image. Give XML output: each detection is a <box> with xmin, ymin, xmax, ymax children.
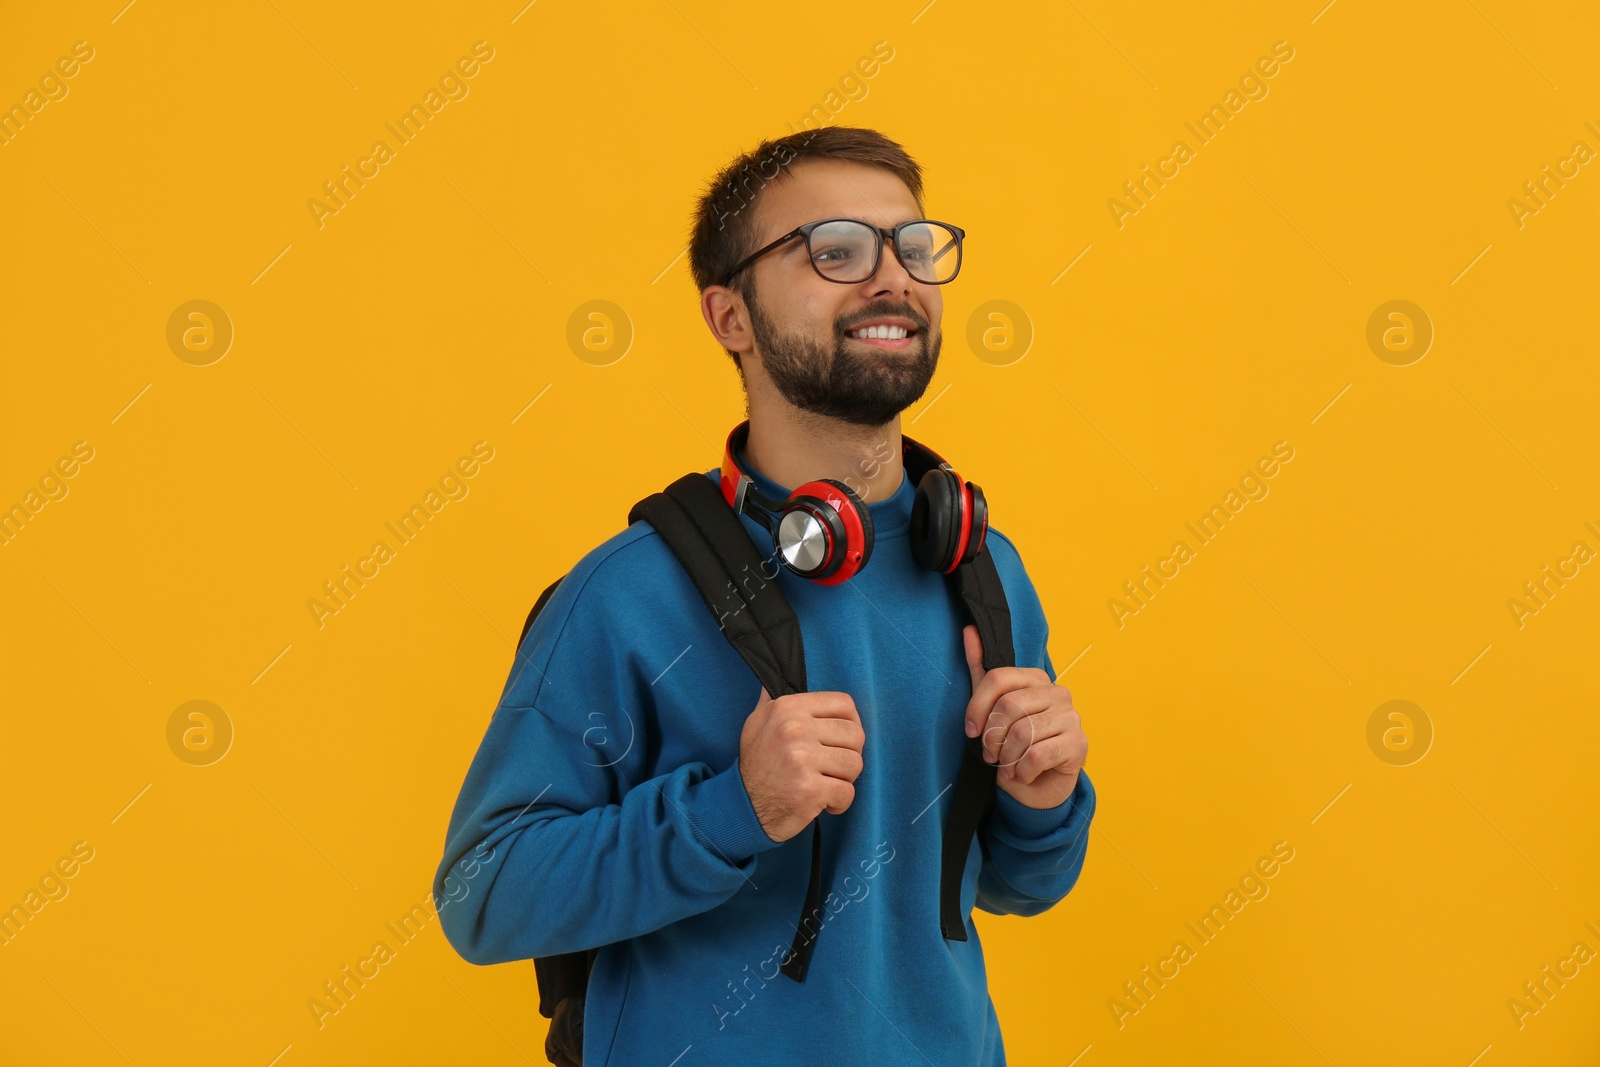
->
<box><xmin>863</xmin><ymin>235</ymin><xmax>917</xmax><ymax>297</ymax></box>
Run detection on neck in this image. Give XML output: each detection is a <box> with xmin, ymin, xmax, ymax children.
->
<box><xmin>742</xmin><ymin>404</ymin><xmax>906</xmax><ymax>507</ymax></box>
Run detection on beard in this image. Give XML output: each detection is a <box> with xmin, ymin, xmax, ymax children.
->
<box><xmin>745</xmin><ymin>290</ymin><xmax>941</xmax><ymax>428</ymax></box>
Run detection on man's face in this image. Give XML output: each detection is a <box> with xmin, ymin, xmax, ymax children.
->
<box><xmin>739</xmin><ymin>160</ymin><xmax>944</xmax><ymax>428</ymax></box>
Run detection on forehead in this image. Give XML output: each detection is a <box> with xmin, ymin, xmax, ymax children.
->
<box><xmin>751</xmin><ymin>159</ymin><xmax>922</xmax><ymax>242</ymax></box>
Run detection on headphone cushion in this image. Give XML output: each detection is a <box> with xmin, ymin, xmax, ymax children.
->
<box><xmin>910</xmin><ymin>468</ymin><xmax>962</xmax><ymax>571</ymax></box>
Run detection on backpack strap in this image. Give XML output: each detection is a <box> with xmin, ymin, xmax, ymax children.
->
<box><xmin>939</xmin><ymin>551</ymin><xmax>1014</xmax><ymax>941</ymax></box>
<box><xmin>627</xmin><ymin>473</ymin><xmax>824</xmax><ymax>982</ymax></box>
<box><xmin>627</xmin><ymin>473</ymin><xmax>809</xmax><ymax>700</ymax></box>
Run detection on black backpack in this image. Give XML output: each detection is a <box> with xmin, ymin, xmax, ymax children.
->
<box><xmin>518</xmin><ymin>470</ymin><xmax>1018</xmax><ymax>1067</ymax></box>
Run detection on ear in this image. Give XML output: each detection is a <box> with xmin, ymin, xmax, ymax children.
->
<box><xmin>701</xmin><ymin>286</ymin><xmax>754</xmax><ymax>354</ymax></box>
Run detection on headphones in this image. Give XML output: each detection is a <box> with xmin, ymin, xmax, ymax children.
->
<box><xmin>718</xmin><ymin>420</ymin><xmax>989</xmax><ymax>586</ymax></box>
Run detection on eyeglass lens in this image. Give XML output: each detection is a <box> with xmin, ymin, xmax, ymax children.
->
<box><xmin>808</xmin><ymin>220</ymin><xmax>961</xmax><ymax>284</ymax></box>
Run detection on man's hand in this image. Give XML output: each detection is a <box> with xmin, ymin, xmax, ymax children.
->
<box><xmin>962</xmin><ymin>625</ymin><xmax>1088</xmax><ymax>810</ymax></box>
<box><xmin>740</xmin><ymin>685</ymin><xmax>866</xmax><ymax>843</ymax></box>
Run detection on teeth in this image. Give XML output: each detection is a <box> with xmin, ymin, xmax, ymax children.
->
<box><xmin>851</xmin><ymin>325</ymin><xmax>909</xmax><ymax>340</ymax></box>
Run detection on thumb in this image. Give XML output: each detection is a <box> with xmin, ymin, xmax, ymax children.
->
<box><xmin>963</xmin><ymin>625</ymin><xmax>985</xmax><ymax>738</ymax></box>
<box><xmin>963</xmin><ymin>623</ymin><xmax>986</xmax><ymax>689</ymax></box>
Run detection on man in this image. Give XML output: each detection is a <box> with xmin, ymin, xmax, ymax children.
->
<box><xmin>434</xmin><ymin>126</ymin><xmax>1095</xmax><ymax>1065</ymax></box>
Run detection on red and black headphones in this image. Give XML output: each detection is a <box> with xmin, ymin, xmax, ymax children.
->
<box><xmin>718</xmin><ymin>420</ymin><xmax>989</xmax><ymax>586</ymax></box>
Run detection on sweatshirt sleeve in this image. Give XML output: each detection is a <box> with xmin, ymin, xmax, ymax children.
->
<box><xmin>975</xmin><ymin>768</ymin><xmax>1095</xmax><ymax>917</ymax></box>
<box><xmin>433</xmin><ymin>545</ymin><xmax>784</xmax><ymax>967</ymax></box>
<box><xmin>973</xmin><ymin>531</ymin><xmax>1096</xmax><ymax>917</ymax></box>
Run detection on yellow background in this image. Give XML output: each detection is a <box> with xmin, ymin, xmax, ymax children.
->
<box><xmin>3</xmin><ymin>0</ymin><xmax>1597</xmax><ymax>1063</ymax></box>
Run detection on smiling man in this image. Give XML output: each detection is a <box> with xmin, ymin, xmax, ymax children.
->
<box><xmin>434</xmin><ymin>126</ymin><xmax>1095</xmax><ymax>1066</ymax></box>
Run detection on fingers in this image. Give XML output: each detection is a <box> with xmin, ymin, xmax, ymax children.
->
<box><xmin>967</xmin><ymin>666</ymin><xmax>1063</xmax><ymax>739</ymax></box>
<box><xmin>981</xmin><ymin>696</ymin><xmax>1073</xmax><ymax>769</ymax></box>
<box><xmin>797</xmin><ymin>691</ymin><xmax>864</xmax><ymax>723</ymax></box>
<box><xmin>1009</xmin><ymin>730</ymin><xmax>1088</xmax><ymax>785</ymax></box>
<box><xmin>813</xmin><ymin>744</ymin><xmax>865</xmax><ymax>784</ymax></box>
<box><xmin>974</xmin><ymin>682</ymin><xmax>1057</xmax><ymax>758</ymax></box>
<box><xmin>806</xmin><ymin>713</ymin><xmax>870</xmax><ymax>755</ymax></box>
<box><xmin>1008</xmin><ymin>734</ymin><xmax>1070</xmax><ymax>786</ymax></box>
<box><xmin>823</xmin><ymin>778</ymin><xmax>856</xmax><ymax>816</ymax></box>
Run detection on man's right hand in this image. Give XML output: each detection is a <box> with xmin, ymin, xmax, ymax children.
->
<box><xmin>738</xmin><ymin>686</ymin><xmax>865</xmax><ymax>843</ymax></box>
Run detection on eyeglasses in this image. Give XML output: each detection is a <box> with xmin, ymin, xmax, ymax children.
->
<box><xmin>721</xmin><ymin>218</ymin><xmax>966</xmax><ymax>288</ymax></box>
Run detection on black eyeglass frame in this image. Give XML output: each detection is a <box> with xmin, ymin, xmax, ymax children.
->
<box><xmin>720</xmin><ymin>217</ymin><xmax>967</xmax><ymax>288</ymax></box>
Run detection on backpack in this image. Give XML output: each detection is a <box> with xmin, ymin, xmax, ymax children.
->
<box><xmin>520</xmin><ymin>470</ymin><xmax>1017</xmax><ymax>1067</ymax></box>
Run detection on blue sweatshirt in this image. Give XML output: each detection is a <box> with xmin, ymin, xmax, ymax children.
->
<box><xmin>434</xmin><ymin>443</ymin><xmax>1096</xmax><ymax>1065</ymax></box>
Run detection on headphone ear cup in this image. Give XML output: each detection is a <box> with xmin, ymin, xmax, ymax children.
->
<box><xmin>910</xmin><ymin>468</ymin><xmax>962</xmax><ymax>572</ymax></box>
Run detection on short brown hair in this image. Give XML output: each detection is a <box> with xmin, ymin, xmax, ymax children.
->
<box><xmin>687</xmin><ymin>127</ymin><xmax>925</xmax><ymax>369</ymax></box>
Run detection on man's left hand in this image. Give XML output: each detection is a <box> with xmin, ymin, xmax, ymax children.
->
<box><xmin>962</xmin><ymin>624</ymin><xmax>1088</xmax><ymax>811</ymax></box>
